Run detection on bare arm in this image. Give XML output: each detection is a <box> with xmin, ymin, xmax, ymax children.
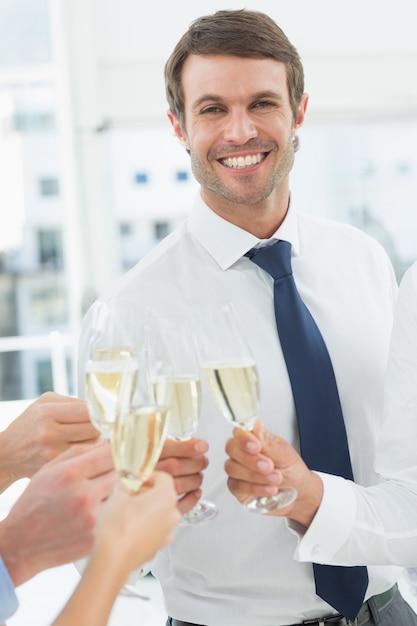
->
<box><xmin>51</xmin><ymin>471</ymin><xmax>180</xmax><ymax>626</ymax></box>
<box><xmin>0</xmin><ymin>392</ymin><xmax>100</xmax><ymax>493</ymax></box>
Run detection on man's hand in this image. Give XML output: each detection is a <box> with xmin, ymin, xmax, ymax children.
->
<box><xmin>0</xmin><ymin>392</ymin><xmax>100</xmax><ymax>491</ymax></box>
<box><xmin>156</xmin><ymin>437</ymin><xmax>209</xmax><ymax>514</ymax></box>
<box><xmin>0</xmin><ymin>442</ymin><xmax>117</xmax><ymax>586</ymax></box>
<box><xmin>225</xmin><ymin>421</ymin><xmax>323</xmax><ymax>527</ymax></box>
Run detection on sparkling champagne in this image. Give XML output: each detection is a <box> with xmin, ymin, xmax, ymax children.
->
<box><xmin>154</xmin><ymin>375</ymin><xmax>201</xmax><ymax>441</ymax></box>
<box><xmin>92</xmin><ymin>347</ymin><xmax>137</xmax><ymax>361</ymax></box>
<box><xmin>203</xmin><ymin>357</ymin><xmax>260</xmax><ymax>429</ymax></box>
<box><xmin>85</xmin><ymin>356</ymin><xmax>138</xmax><ymax>436</ymax></box>
<box><xmin>112</xmin><ymin>404</ymin><xmax>170</xmax><ymax>492</ymax></box>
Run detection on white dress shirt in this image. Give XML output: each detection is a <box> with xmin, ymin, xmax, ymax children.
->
<box><xmin>79</xmin><ymin>193</ymin><xmax>399</xmax><ymax>625</ymax></box>
<box><xmin>297</xmin><ymin>261</ymin><xmax>417</xmax><ymax>568</ymax></box>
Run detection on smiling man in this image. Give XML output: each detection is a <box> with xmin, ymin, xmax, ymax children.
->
<box><xmin>167</xmin><ymin>54</ymin><xmax>307</xmax><ymax>235</ymax></box>
<box><xmin>78</xmin><ymin>9</ymin><xmax>417</xmax><ymax>626</ymax></box>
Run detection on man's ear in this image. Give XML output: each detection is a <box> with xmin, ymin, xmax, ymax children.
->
<box><xmin>292</xmin><ymin>93</ymin><xmax>309</xmax><ymax>135</ymax></box>
<box><xmin>167</xmin><ymin>110</ymin><xmax>190</xmax><ymax>150</ymax></box>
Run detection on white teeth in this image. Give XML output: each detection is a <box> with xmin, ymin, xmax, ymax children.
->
<box><xmin>221</xmin><ymin>153</ymin><xmax>263</xmax><ymax>169</ymax></box>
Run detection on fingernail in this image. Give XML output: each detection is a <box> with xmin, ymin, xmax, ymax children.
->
<box><xmin>266</xmin><ymin>472</ymin><xmax>280</xmax><ymax>484</ymax></box>
<box><xmin>194</xmin><ymin>440</ymin><xmax>208</xmax><ymax>453</ymax></box>
<box><xmin>246</xmin><ymin>441</ymin><xmax>258</xmax><ymax>453</ymax></box>
<box><xmin>257</xmin><ymin>460</ymin><xmax>270</xmax><ymax>472</ymax></box>
<box><xmin>264</xmin><ymin>485</ymin><xmax>278</xmax><ymax>495</ymax></box>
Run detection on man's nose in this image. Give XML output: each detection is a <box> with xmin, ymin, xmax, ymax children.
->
<box><xmin>222</xmin><ymin>110</ymin><xmax>258</xmax><ymax>144</ymax></box>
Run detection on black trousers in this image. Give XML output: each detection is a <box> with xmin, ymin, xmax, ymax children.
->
<box><xmin>165</xmin><ymin>586</ymin><xmax>417</xmax><ymax>626</ymax></box>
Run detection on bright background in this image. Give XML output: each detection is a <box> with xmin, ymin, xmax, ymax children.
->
<box><xmin>1</xmin><ymin>0</ymin><xmax>417</xmax><ymax>401</ymax></box>
<box><xmin>1</xmin><ymin>1</ymin><xmax>417</xmax><ymax>623</ymax></box>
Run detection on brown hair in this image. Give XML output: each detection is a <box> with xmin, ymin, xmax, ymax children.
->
<box><xmin>164</xmin><ymin>9</ymin><xmax>304</xmax><ymax>132</ymax></box>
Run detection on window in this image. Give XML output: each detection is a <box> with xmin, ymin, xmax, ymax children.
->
<box><xmin>154</xmin><ymin>221</ymin><xmax>170</xmax><ymax>241</ymax></box>
<box><xmin>14</xmin><ymin>112</ymin><xmax>55</xmax><ymax>132</ymax></box>
<box><xmin>120</xmin><ymin>222</ymin><xmax>132</xmax><ymax>236</ymax></box>
<box><xmin>38</xmin><ymin>229</ymin><xmax>63</xmax><ymax>269</ymax></box>
<box><xmin>30</xmin><ymin>279</ymin><xmax>67</xmax><ymax>326</ymax></box>
<box><xmin>0</xmin><ymin>352</ymin><xmax>21</xmax><ymax>400</ymax></box>
<box><xmin>36</xmin><ymin>358</ymin><xmax>53</xmax><ymax>395</ymax></box>
<box><xmin>134</xmin><ymin>172</ymin><xmax>148</xmax><ymax>184</ymax></box>
<box><xmin>176</xmin><ymin>170</ymin><xmax>189</xmax><ymax>182</ymax></box>
<box><xmin>39</xmin><ymin>177</ymin><xmax>59</xmax><ymax>196</ymax></box>
<box><xmin>35</xmin><ymin>356</ymin><xmax>73</xmax><ymax>398</ymax></box>
<box><xmin>0</xmin><ymin>0</ymin><xmax>51</xmax><ymax>65</ymax></box>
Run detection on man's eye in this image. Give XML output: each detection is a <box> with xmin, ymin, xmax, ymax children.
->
<box><xmin>201</xmin><ymin>106</ymin><xmax>222</xmax><ymax>114</ymax></box>
<box><xmin>253</xmin><ymin>101</ymin><xmax>275</xmax><ymax>109</ymax></box>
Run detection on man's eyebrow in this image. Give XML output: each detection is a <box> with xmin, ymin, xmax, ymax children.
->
<box><xmin>251</xmin><ymin>90</ymin><xmax>285</xmax><ymax>101</ymax></box>
<box><xmin>191</xmin><ymin>94</ymin><xmax>224</xmax><ymax>111</ymax></box>
<box><xmin>190</xmin><ymin>90</ymin><xmax>285</xmax><ymax>112</ymax></box>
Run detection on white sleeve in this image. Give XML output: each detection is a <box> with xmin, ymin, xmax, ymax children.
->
<box><xmin>291</xmin><ymin>264</ymin><xmax>417</xmax><ymax>567</ymax></box>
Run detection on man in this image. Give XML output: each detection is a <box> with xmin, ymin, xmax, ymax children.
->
<box><xmin>79</xmin><ymin>9</ymin><xmax>414</xmax><ymax>626</ymax></box>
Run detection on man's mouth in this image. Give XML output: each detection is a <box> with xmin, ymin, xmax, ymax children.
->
<box><xmin>219</xmin><ymin>153</ymin><xmax>266</xmax><ymax>169</ymax></box>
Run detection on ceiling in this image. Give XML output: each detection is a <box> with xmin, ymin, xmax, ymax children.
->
<box><xmin>86</xmin><ymin>0</ymin><xmax>417</xmax><ymax>123</ymax></box>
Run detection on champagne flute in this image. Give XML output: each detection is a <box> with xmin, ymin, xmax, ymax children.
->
<box><xmin>112</xmin><ymin>349</ymin><xmax>171</xmax><ymax>493</ymax></box>
<box><xmin>84</xmin><ymin>298</ymin><xmax>140</xmax><ymax>442</ymax></box>
<box><xmin>199</xmin><ymin>303</ymin><xmax>298</xmax><ymax>513</ymax></box>
<box><xmin>148</xmin><ymin>317</ymin><xmax>218</xmax><ymax>525</ymax></box>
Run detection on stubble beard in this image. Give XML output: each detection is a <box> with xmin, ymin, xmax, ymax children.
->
<box><xmin>190</xmin><ymin>137</ymin><xmax>295</xmax><ymax>207</ymax></box>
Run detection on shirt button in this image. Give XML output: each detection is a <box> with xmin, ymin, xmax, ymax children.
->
<box><xmin>312</xmin><ymin>545</ymin><xmax>321</xmax><ymax>555</ymax></box>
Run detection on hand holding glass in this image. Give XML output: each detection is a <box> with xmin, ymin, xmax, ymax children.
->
<box><xmin>199</xmin><ymin>303</ymin><xmax>297</xmax><ymax>513</ymax></box>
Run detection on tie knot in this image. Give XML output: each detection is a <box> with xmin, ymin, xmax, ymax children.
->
<box><xmin>246</xmin><ymin>240</ymin><xmax>292</xmax><ymax>280</ymax></box>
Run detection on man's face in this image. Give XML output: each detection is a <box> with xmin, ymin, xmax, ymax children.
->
<box><xmin>169</xmin><ymin>54</ymin><xmax>307</xmax><ymax>217</ymax></box>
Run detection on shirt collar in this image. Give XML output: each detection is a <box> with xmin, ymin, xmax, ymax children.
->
<box><xmin>188</xmin><ymin>191</ymin><xmax>300</xmax><ymax>270</ymax></box>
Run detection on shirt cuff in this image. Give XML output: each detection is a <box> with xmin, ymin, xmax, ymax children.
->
<box><xmin>288</xmin><ymin>472</ymin><xmax>357</xmax><ymax>564</ymax></box>
<box><xmin>0</xmin><ymin>555</ymin><xmax>19</xmax><ymax>622</ymax></box>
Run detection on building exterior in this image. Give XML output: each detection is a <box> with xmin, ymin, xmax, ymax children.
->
<box><xmin>1</xmin><ymin>0</ymin><xmax>417</xmax><ymax>401</ymax></box>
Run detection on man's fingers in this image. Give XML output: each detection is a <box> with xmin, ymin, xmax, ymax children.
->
<box><xmin>227</xmin><ymin>477</ymin><xmax>279</xmax><ymax>502</ymax></box>
<box><xmin>44</xmin><ymin>442</ymin><xmax>115</xmax><ymax>479</ymax></box>
<box><xmin>225</xmin><ymin>457</ymin><xmax>281</xmax><ymax>486</ymax></box>
<box><xmin>176</xmin><ymin>489</ymin><xmax>202</xmax><ymax>515</ymax></box>
<box><xmin>71</xmin><ymin>443</ymin><xmax>115</xmax><ymax>479</ymax></box>
<box><xmin>174</xmin><ymin>471</ymin><xmax>205</xmax><ymax>496</ymax></box>
<box><xmin>60</xmin><ymin>422</ymin><xmax>101</xmax><ymax>443</ymax></box>
<box><xmin>93</xmin><ymin>470</ymin><xmax>119</xmax><ymax>502</ymax></box>
<box><xmin>159</xmin><ymin>438</ymin><xmax>208</xmax><ymax>460</ymax></box>
<box><xmin>156</xmin><ymin>454</ymin><xmax>208</xmax><ymax>477</ymax></box>
<box><xmin>51</xmin><ymin>401</ymin><xmax>92</xmax><ymax>425</ymax></box>
<box><xmin>43</xmin><ymin>442</ymin><xmax>98</xmax><ymax>466</ymax></box>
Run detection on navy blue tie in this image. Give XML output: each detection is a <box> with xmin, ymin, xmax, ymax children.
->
<box><xmin>247</xmin><ymin>240</ymin><xmax>368</xmax><ymax>621</ymax></box>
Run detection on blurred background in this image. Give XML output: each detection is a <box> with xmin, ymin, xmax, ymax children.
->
<box><xmin>0</xmin><ymin>0</ymin><xmax>417</xmax><ymax>403</ymax></box>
